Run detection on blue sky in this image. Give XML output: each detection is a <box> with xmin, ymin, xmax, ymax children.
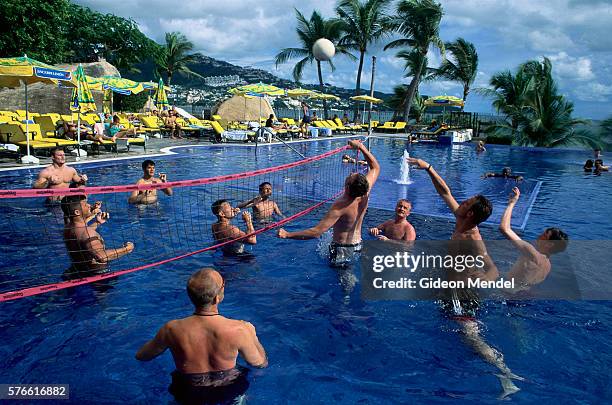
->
<box><xmin>75</xmin><ymin>0</ymin><xmax>612</xmax><ymax>119</ymax></box>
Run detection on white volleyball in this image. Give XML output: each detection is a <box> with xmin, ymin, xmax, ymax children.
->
<box><xmin>312</xmin><ymin>38</ymin><xmax>336</xmax><ymax>61</ymax></box>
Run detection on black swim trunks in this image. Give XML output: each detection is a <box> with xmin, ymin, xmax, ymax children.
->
<box><xmin>169</xmin><ymin>367</ymin><xmax>249</xmax><ymax>405</ymax></box>
<box><xmin>302</xmin><ymin>115</ymin><xmax>311</xmax><ymax>124</ymax></box>
<box><xmin>329</xmin><ymin>241</ymin><xmax>363</xmax><ymax>267</ymax></box>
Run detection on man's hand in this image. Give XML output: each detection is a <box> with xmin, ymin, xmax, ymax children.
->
<box><xmin>125</xmin><ymin>242</ymin><xmax>135</xmax><ymax>253</ymax></box>
<box><xmin>92</xmin><ymin>201</ymin><xmax>102</xmax><ymax>215</ymax></box>
<box><xmin>347</xmin><ymin>140</ymin><xmax>362</xmax><ymax>150</ymax></box>
<box><xmin>369</xmin><ymin>227</ymin><xmax>380</xmax><ymax>236</ymax></box>
<box><xmin>407</xmin><ymin>157</ymin><xmax>429</xmax><ymax>170</ymax></box>
<box><xmin>95</xmin><ymin>211</ymin><xmax>109</xmax><ymax>225</ymax></box>
<box><xmin>277</xmin><ymin>228</ymin><xmax>288</xmax><ymax>239</ymax></box>
<box><xmin>242</xmin><ymin>211</ymin><xmax>252</xmax><ymax>223</ymax></box>
<box><xmin>80</xmin><ymin>174</ymin><xmax>88</xmax><ymax>183</ymax></box>
<box><xmin>377</xmin><ymin>235</ymin><xmax>389</xmax><ymax>241</ymax></box>
<box><xmin>159</xmin><ymin>173</ymin><xmax>167</xmax><ymax>183</ymax></box>
<box><xmin>509</xmin><ymin>187</ymin><xmax>520</xmax><ymax>204</ymax></box>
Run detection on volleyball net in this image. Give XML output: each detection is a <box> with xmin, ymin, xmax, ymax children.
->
<box><xmin>0</xmin><ymin>144</ymin><xmax>359</xmax><ymax>302</ymax></box>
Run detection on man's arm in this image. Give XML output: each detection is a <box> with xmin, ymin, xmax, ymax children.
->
<box><xmin>87</xmin><ymin>237</ymin><xmax>134</xmax><ymax>263</ymax></box>
<box><xmin>135</xmin><ymin>324</ymin><xmax>170</xmax><ymax>361</ymax></box>
<box><xmin>278</xmin><ymin>205</ymin><xmax>341</xmax><ymax>240</ymax></box>
<box><xmin>403</xmin><ymin>223</ymin><xmax>416</xmax><ymax>242</ymax></box>
<box><xmin>408</xmin><ymin>158</ymin><xmax>459</xmax><ymax>212</ymax></box>
<box><xmin>237</xmin><ymin>196</ymin><xmax>259</xmax><ymax>209</ymax></box>
<box><xmin>349</xmin><ymin>140</ymin><xmax>380</xmax><ymax>188</ymax></box>
<box><xmin>236</xmin><ymin>321</ymin><xmax>268</xmax><ymax>368</ymax></box>
<box><xmin>33</xmin><ymin>169</ymin><xmax>50</xmax><ymax>189</ymax></box>
<box><xmin>241</xmin><ymin>212</ymin><xmax>256</xmax><ymax>244</ymax></box>
<box><xmin>369</xmin><ymin>221</ymin><xmax>387</xmax><ymax>237</ymax></box>
<box><xmin>273</xmin><ymin>202</ymin><xmax>283</xmax><ymax>217</ymax></box>
<box><xmin>71</xmin><ymin>169</ymin><xmax>86</xmax><ymax>185</ymax></box>
<box><xmin>499</xmin><ymin>188</ymin><xmax>541</xmax><ymax>259</ymax></box>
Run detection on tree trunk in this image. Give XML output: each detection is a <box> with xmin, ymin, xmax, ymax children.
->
<box><xmin>317</xmin><ymin>61</ymin><xmax>328</xmax><ymax>119</ymax></box>
<box><xmin>403</xmin><ymin>57</ymin><xmax>424</xmax><ymax>121</ymax></box>
<box><xmin>167</xmin><ymin>71</ymin><xmax>172</xmax><ymax>86</ymax></box>
<box><xmin>462</xmin><ymin>84</ymin><xmax>469</xmax><ymax>111</ymax></box>
<box><xmin>354</xmin><ymin>50</ymin><xmax>365</xmax><ymax>119</ymax></box>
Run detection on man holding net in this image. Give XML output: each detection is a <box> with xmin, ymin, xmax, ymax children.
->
<box><xmin>128</xmin><ymin>160</ymin><xmax>173</xmax><ymax>205</ymax></box>
<box><xmin>277</xmin><ymin>140</ymin><xmax>380</xmax><ymax>267</ymax></box>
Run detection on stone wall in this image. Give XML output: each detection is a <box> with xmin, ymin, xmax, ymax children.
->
<box><xmin>0</xmin><ymin>60</ymin><xmax>120</xmax><ymax>115</ymax></box>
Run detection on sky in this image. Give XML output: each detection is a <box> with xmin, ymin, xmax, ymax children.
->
<box><xmin>74</xmin><ymin>0</ymin><xmax>612</xmax><ymax>119</ymax></box>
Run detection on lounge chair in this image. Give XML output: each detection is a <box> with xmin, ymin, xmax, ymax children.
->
<box><xmin>391</xmin><ymin>121</ymin><xmax>407</xmax><ymax>133</ymax></box>
<box><xmin>376</xmin><ymin>121</ymin><xmax>396</xmax><ymax>133</ymax></box>
<box><xmin>0</xmin><ymin>123</ymin><xmax>60</xmax><ymax>154</ymax></box>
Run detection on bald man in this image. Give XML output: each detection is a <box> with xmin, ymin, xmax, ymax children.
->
<box><xmin>136</xmin><ymin>268</ymin><xmax>267</xmax><ymax>404</ymax></box>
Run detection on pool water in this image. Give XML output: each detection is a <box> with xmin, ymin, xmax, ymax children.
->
<box><xmin>0</xmin><ymin>137</ymin><xmax>610</xmax><ymax>403</ymax></box>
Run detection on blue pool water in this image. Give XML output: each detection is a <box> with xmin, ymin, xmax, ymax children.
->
<box><xmin>0</xmin><ymin>137</ymin><xmax>610</xmax><ymax>403</ymax></box>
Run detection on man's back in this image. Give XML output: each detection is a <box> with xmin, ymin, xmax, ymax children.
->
<box><xmin>332</xmin><ymin>194</ymin><xmax>369</xmax><ymax>244</ymax></box>
<box><xmin>164</xmin><ymin>316</ymin><xmax>245</xmax><ymax>373</ymax></box>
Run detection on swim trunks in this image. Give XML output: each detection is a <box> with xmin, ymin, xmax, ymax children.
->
<box><xmin>169</xmin><ymin>367</ymin><xmax>249</xmax><ymax>405</ymax></box>
<box><xmin>221</xmin><ymin>242</ymin><xmax>245</xmax><ymax>256</ymax></box>
<box><xmin>329</xmin><ymin>241</ymin><xmax>363</xmax><ymax>267</ymax></box>
<box><xmin>302</xmin><ymin>115</ymin><xmax>311</xmax><ymax>124</ymax></box>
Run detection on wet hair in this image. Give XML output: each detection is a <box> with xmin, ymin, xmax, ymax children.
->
<box><xmin>211</xmin><ymin>199</ymin><xmax>228</xmax><ymax>216</ymax></box>
<box><xmin>142</xmin><ymin>159</ymin><xmax>155</xmax><ymax>170</ymax></box>
<box><xmin>187</xmin><ymin>268</ymin><xmax>223</xmax><ymax>307</ymax></box>
<box><xmin>584</xmin><ymin>159</ymin><xmax>594</xmax><ymax>170</ymax></box>
<box><xmin>468</xmin><ymin>194</ymin><xmax>493</xmax><ymax>225</ymax></box>
<box><xmin>545</xmin><ymin>227</ymin><xmax>569</xmax><ymax>254</ymax></box>
<box><xmin>397</xmin><ymin>199</ymin><xmax>412</xmax><ymax>207</ymax></box>
<box><xmin>502</xmin><ymin>167</ymin><xmax>512</xmax><ymax>176</ymax></box>
<box><xmin>51</xmin><ymin>147</ymin><xmax>64</xmax><ymax>157</ymax></box>
<box><xmin>259</xmin><ymin>182</ymin><xmax>272</xmax><ymax>190</ymax></box>
<box><xmin>60</xmin><ymin>195</ymin><xmax>86</xmax><ymax>218</ymax></box>
<box><xmin>346</xmin><ymin>173</ymin><xmax>369</xmax><ymax>198</ymax></box>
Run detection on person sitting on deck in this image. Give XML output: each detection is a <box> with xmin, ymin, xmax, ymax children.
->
<box><xmin>164</xmin><ymin>108</ymin><xmax>184</xmax><ymax>139</ymax></box>
<box><xmin>342</xmin><ymin>113</ymin><xmax>350</xmax><ymax>125</ymax></box>
<box><xmin>482</xmin><ymin>167</ymin><xmax>523</xmax><ymax>181</ymax></box>
<box><xmin>61</xmin><ymin>194</ymin><xmax>134</xmax><ymax>277</ymax></box>
<box><xmin>237</xmin><ymin>182</ymin><xmax>283</xmax><ymax>222</ymax></box>
<box><xmin>108</xmin><ymin>115</ymin><xmax>137</xmax><ymax>140</ymax></box>
<box><xmin>128</xmin><ymin>160</ymin><xmax>173</xmax><ymax>205</ymax></box>
<box><xmin>212</xmin><ymin>200</ymin><xmax>257</xmax><ymax>255</ymax></box>
<box><xmin>369</xmin><ymin>199</ymin><xmax>416</xmax><ymax>243</ymax></box>
<box><xmin>136</xmin><ymin>268</ymin><xmax>267</xmax><ymax>405</ymax></box>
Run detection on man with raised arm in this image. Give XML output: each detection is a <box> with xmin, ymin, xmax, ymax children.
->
<box><xmin>277</xmin><ymin>140</ymin><xmax>380</xmax><ymax>266</ymax></box>
<box><xmin>499</xmin><ymin>187</ymin><xmax>568</xmax><ymax>290</ymax></box>
<box><xmin>128</xmin><ymin>160</ymin><xmax>173</xmax><ymax>205</ymax></box>
<box><xmin>409</xmin><ymin>157</ymin><xmax>522</xmax><ymax>399</ymax></box>
<box><xmin>61</xmin><ymin>195</ymin><xmax>134</xmax><ymax>276</ymax></box>
<box><xmin>212</xmin><ymin>199</ymin><xmax>257</xmax><ymax>255</ymax></box>
<box><xmin>136</xmin><ymin>268</ymin><xmax>267</xmax><ymax>404</ymax></box>
<box><xmin>369</xmin><ymin>199</ymin><xmax>416</xmax><ymax>243</ymax></box>
<box><xmin>238</xmin><ymin>182</ymin><xmax>283</xmax><ymax>222</ymax></box>
<box><xmin>33</xmin><ymin>148</ymin><xmax>88</xmax><ymax>201</ymax></box>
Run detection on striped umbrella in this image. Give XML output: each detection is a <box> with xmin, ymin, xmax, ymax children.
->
<box><xmin>70</xmin><ymin>65</ymin><xmax>97</xmax><ymax>157</ymax></box>
<box><xmin>154</xmin><ymin>78</ymin><xmax>170</xmax><ymax>110</ymax></box>
<box><xmin>229</xmin><ymin>82</ymin><xmax>281</xmax><ymax>96</ymax></box>
<box><xmin>0</xmin><ymin>55</ymin><xmax>75</xmax><ymax>164</ymax></box>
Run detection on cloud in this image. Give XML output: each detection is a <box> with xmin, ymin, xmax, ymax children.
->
<box><xmin>547</xmin><ymin>52</ymin><xmax>595</xmax><ymax>81</ymax></box>
<box><xmin>572</xmin><ymin>82</ymin><xmax>612</xmax><ymax>102</ymax></box>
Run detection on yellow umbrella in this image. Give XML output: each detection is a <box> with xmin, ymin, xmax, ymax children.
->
<box><xmin>154</xmin><ymin>78</ymin><xmax>170</xmax><ymax>110</ymax></box>
<box><xmin>286</xmin><ymin>88</ymin><xmax>314</xmax><ymax>98</ymax></box>
<box><xmin>310</xmin><ymin>92</ymin><xmax>340</xmax><ymax>100</ymax></box>
<box><xmin>70</xmin><ymin>65</ymin><xmax>97</xmax><ymax>157</ymax></box>
<box><xmin>0</xmin><ymin>55</ymin><xmax>75</xmax><ymax>164</ymax></box>
<box><xmin>350</xmin><ymin>95</ymin><xmax>383</xmax><ymax>104</ymax></box>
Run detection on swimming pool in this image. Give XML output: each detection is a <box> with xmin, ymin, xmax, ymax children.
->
<box><xmin>0</xmin><ymin>137</ymin><xmax>610</xmax><ymax>403</ymax></box>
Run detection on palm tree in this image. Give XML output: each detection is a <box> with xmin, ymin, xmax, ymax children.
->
<box><xmin>599</xmin><ymin>116</ymin><xmax>612</xmax><ymax>150</ymax></box>
<box><xmin>155</xmin><ymin>32</ymin><xmax>202</xmax><ymax>85</ymax></box>
<box><xmin>385</xmin><ymin>0</ymin><xmax>444</xmax><ymax>121</ymax></box>
<box><xmin>434</xmin><ymin>38</ymin><xmax>478</xmax><ymax>106</ymax></box>
<box><xmin>275</xmin><ymin>9</ymin><xmax>355</xmax><ymax>118</ymax></box>
<box><xmin>394</xmin><ymin>49</ymin><xmax>434</xmax><ymax>121</ymax></box>
<box><xmin>336</xmin><ymin>0</ymin><xmax>391</xmax><ymax>115</ymax></box>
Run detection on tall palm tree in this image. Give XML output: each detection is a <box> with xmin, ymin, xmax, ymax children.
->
<box><xmin>385</xmin><ymin>0</ymin><xmax>444</xmax><ymax>121</ymax></box>
<box><xmin>155</xmin><ymin>32</ymin><xmax>202</xmax><ymax>85</ymax></box>
<box><xmin>336</xmin><ymin>0</ymin><xmax>391</xmax><ymax>115</ymax></box>
<box><xmin>434</xmin><ymin>38</ymin><xmax>478</xmax><ymax>107</ymax></box>
<box><xmin>275</xmin><ymin>9</ymin><xmax>355</xmax><ymax>118</ymax></box>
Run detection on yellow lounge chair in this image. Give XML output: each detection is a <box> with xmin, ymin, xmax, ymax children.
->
<box><xmin>391</xmin><ymin>121</ymin><xmax>407</xmax><ymax>133</ymax></box>
<box><xmin>0</xmin><ymin>123</ymin><xmax>62</xmax><ymax>153</ymax></box>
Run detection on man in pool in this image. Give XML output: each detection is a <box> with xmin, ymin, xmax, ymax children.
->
<box><xmin>482</xmin><ymin>167</ymin><xmax>523</xmax><ymax>181</ymax></box>
<box><xmin>500</xmin><ymin>187</ymin><xmax>569</xmax><ymax>290</ymax></box>
<box><xmin>136</xmin><ymin>268</ymin><xmax>267</xmax><ymax>404</ymax></box>
<box><xmin>212</xmin><ymin>199</ymin><xmax>256</xmax><ymax>255</ymax></box>
<box><xmin>128</xmin><ymin>160</ymin><xmax>173</xmax><ymax>205</ymax></box>
<box><xmin>61</xmin><ymin>194</ymin><xmax>134</xmax><ymax>276</ymax></box>
<box><xmin>237</xmin><ymin>182</ymin><xmax>283</xmax><ymax>222</ymax></box>
<box><xmin>369</xmin><ymin>199</ymin><xmax>416</xmax><ymax>243</ymax></box>
<box><xmin>277</xmin><ymin>140</ymin><xmax>380</xmax><ymax>267</ymax></box>
<box><xmin>33</xmin><ymin>148</ymin><xmax>88</xmax><ymax>201</ymax></box>
<box><xmin>409</xmin><ymin>157</ymin><xmax>522</xmax><ymax>398</ymax></box>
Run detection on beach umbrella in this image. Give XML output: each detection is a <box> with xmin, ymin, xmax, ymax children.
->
<box><xmin>70</xmin><ymin>64</ymin><xmax>96</xmax><ymax>157</ymax></box>
<box><xmin>154</xmin><ymin>78</ymin><xmax>170</xmax><ymax>111</ymax></box>
<box><xmin>424</xmin><ymin>95</ymin><xmax>464</xmax><ymax>121</ymax></box>
<box><xmin>350</xmin><ymin>95</ymin><xmax>383</xmax><ymax>125</ymax></box>
<box><xmin>0</xmin><ymin>55</ymin><xmax>75</xmax><ymax>164</ymax></box>
<box><xmin>229</xmin><ymin>82</ymin><xmax>281</xmax><ymax>96</ymax></box>
<box><xmin>286</xmin><ymin>88</ymin><xmax>314</xmax><ymax>98</ymax></box>
<box><xmin>103</xmin><ymin>89</ymin><xmax>112</xmax><ymax>114</ymax></box>
<box><xmin>310</xmin><ymin>92</ymin><xmax>340</xmax><ymax>101</ymax></box>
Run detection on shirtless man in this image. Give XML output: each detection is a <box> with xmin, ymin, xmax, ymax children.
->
<box><xmin>238</xmin><ymin>182</ymin><xmax>283</xmax><ymax>222</ymax></box>
<box><xmin>61</xmin><ymin>195</ymin><xmax>134</xmax><ymax>276</ymax></box>
<box><xmin>369</xmin><ymin>199</ymin><xmax>416</xmax><ymax>243</ymax></box>
<box><xmin>164</xmin><ymin>108</ymin><xmax>184</xmax><ymax>139</ymax></box>
<box><xmin>136</xmin><ymin>268</ymin><xmax>267</xmax><ymax>404</ymax></box>
<box><xmin>482</xmin><ymin>167</ymin><xmax>523</xmax><ymax>181</ymax></box>
<box><xmin>212</xmin><ymin>200</ymin><xmax>256</xmax><ymax>255</ymax></box>
<box><xmin>277</xmin><ymin>140</ymin><xmax>380</xmax><ymax>267</ymax></box>
<box><xmin>409</xmin><ymin>157</ymin><xmax>521</xmax><ymax>398</ymax></box>
<box><xmin>500</xmin><ymin>187</ymin><xmax>568</xmax><ymax>290</ymax></box>
<box><xmin>33</xmin><ymin>148</ymin><xmax>87</xmax><ymax>201</ymax></box>
<box><xmin>128</xmin><ymin>160</ymin><xmax>173</xmax><ymax>205</ymax></box>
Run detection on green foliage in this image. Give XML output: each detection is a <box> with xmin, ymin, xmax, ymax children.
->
<box><xmin>481</xmin><ymin>58</ymin><xmax>601</xmax><ymax>148</ymax></box>
<box><xmin>154</xmin><ymin>32</ymin><xmax>203</xmax><ymax>85</ymax></box>
<box><xmin>385</xmin><ymin>0</ymin><xmax>444</xmax><ymax>120</ymax></box>
<box><xmin>113</xmin><ymin>92</ymin><xmax>149</xmax><ymax>113</ymax></box>
<box><xmin>484</xmin><ymin>133</ymin><xmax>513</xmax><ymax>145</ymax></box>
<box><xmin>0</xmin><ymin>0</ymin><xmax>71</xmax><ymax>63</ymax></box>
<box><xmin>433</xmin><ymin>38</ymin><xmax>478</xmax><ymax>105</ymax></box>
